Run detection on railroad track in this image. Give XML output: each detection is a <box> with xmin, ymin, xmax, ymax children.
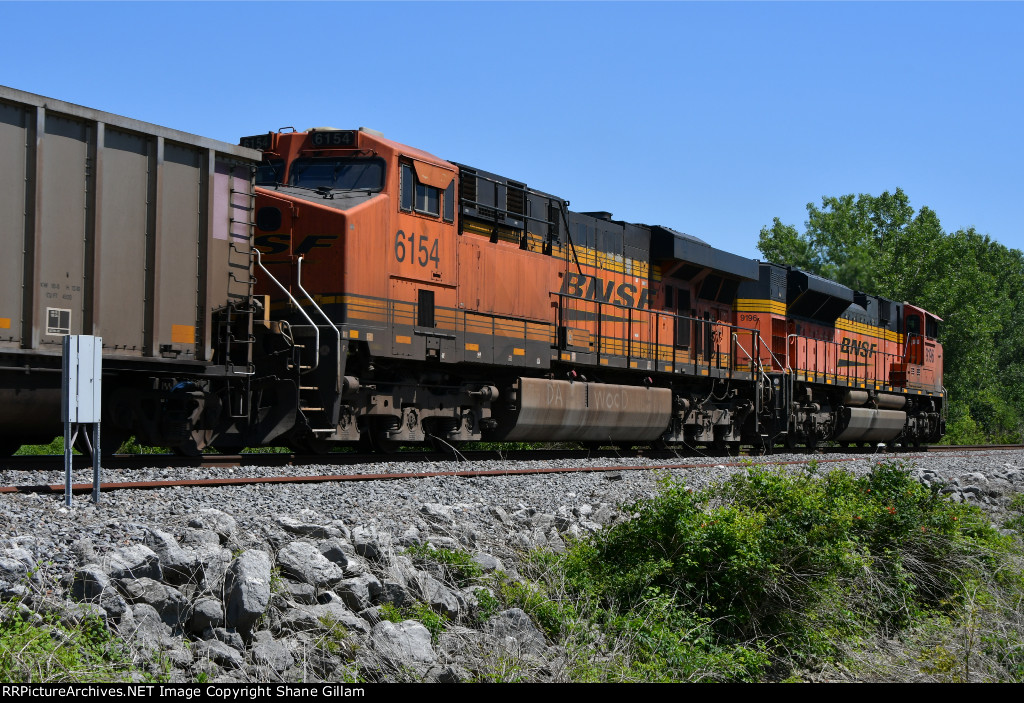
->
<box><xmin>1</xmin><ymin>443</ymin><xmax>1022</xmax><ymax>472</ymax></box>
<box><xmin>1</xmin><ymin>444</ymin><xmax>1021</xmax><ymax>497</ymax></box>
<box><xmin>0</xmin><ymin>455</ymin><xmax>878</xmax><ymax>496</ymax></box>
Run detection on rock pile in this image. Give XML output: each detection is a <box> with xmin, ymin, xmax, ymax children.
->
<box><xmin>0</xmin><ymin>504</ymin><xmax>598</xmax><ymax>683</ymax></box>
<box><xmin>1</xmin><ymin>450</ymin><xmax>1023</xmax><ymax>682</ymax></box>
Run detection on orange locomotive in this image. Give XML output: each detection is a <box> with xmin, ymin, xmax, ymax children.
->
<box><xmin>233</xmin><ymin>127</ymin><xmax>944</xmax><ymax>453</ymax></box>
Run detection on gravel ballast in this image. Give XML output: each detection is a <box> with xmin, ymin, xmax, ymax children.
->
<box><xmin>1</xmin><ymin>449</ymin><xmax>1022</xmax><ymax>682</ymax></box>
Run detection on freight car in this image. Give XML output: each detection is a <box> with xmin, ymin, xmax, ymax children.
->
<box><xmin>237</xmin><ymin>126</ymin><xmax>945</xmax><ymax>453</ymax></box>
<box><xmin>0</xmin><ymin>86</ymin><xmax>282</xmax><ymax>456</ymax></box>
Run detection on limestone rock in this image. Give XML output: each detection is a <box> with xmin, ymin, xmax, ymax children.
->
<box><xmin>277</xmin><ymin>541</ymin><xmax>345</xmax><ymax>588</ymax></box>
<box><xmin>223</xmin><ymin>549</ymin><xmax>271</xmax><ymax>634</ymax></box>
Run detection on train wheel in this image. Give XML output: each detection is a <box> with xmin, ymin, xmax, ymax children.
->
<box><xmin>427</xmin><ymin>434</ymin><xmax>462</xmax><ymax>454</ymax></box>
<box><xmin>287</xmin><ymin>436</ymin><xmax>332</xmax><ymax>454</ymax></box>
<box><xmin>370</xmin><ymin>430</ymin><xmax>399</xmax><ymax>454</ymax></box>
<box><xmin>784</xmin><ymin>433</ymin><xmax>799</xmax><ymax>453</ymax></box>
<box><xmin>711</xmin><ymin>436</ymin><xmax>734</xmax><ymax>456</ymax></box>
<box><xmin>172</xmin><ymin>429</ymin><xmax>215</xmax><ymax>457</ymax></box>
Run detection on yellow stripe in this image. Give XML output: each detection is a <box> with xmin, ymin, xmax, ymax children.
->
<box><xmin>835</xmin><ymin>318</ymin><xmax>902</xmax><ymax>343</ymax></box>
<box><xmin>465</xmin><ymin>343</ymin><xmax>479</xmax><ymax>351</ymax></box>
<box><xmin>735</xmin><ymin>298</ymin><xmax>786</xmax><ymax>315</ymax></box>
<box><xmin>513</xmin><ymin>348</ymin><xmax>525</xmax><ymax>356</ymax></box>
<box><xmin>396</xmin><ymin>335</ymin><xmax>411</xmax><ymax>344</ymax></box>
<box><xmin>0</xmin><ymin>318</ymin><xmax>9</xmax><ymax>329</ymax></box>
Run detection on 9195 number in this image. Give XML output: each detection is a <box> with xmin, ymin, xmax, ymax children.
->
<box><xmin>394</xmin><ymin>230</ymin><xmax>440</xmax><ymax>269</ymax></box>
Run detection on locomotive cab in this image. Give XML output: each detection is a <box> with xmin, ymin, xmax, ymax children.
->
<box><xmin>899</xmin><ymin>303</ymin><xmax>943</xmax><ymax>392</ymax></box>
<box><xmin>244</xmin><ymin>128</ymin><xmax>467</xmax><ymax>450</ymax></box>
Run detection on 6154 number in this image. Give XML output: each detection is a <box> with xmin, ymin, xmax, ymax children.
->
<box><xmin>395</xmin><ymin>230</ymin><xmax>440</xmax><ymax>269</ymax></box>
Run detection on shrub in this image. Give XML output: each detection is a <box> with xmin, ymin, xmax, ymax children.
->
<box><xmin>557</xmin><ymin>461</ymin><xmax>1015</xmax><ymax>676</ymax></box>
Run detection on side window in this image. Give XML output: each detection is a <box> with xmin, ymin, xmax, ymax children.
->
<box><xmin>400</xmin><ymin>164</ymin><xmax>414</xmax><ymax>212</ymax></box>
<box><xmin>415</xmin><ymin>182</ymin><xmax>440</xmax><ymax>216</ymax></box>
<box><xmin>400</xmin><ymin>161</ymin><xmax>446</xmax><ymax>219</ymax></box>
<box><xmin>443</xmin><ymin>180</ymin><xmax>455</xmax><ymax>222</ymax></box>
<box><xmin>907</xmin><ymin>315</ymin><xmax>921</xmax><ymax>335</ymax></box>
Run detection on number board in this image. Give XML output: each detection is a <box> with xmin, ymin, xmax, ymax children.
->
<box><xmin>310</xmin><ymin>130</ymin><xmax>357</xmax><ymax>148</ymax></box>
<box><xmin>239</xmin><ymin>133</ymin><xmax>273</xmax><ymax>151</ymax></box>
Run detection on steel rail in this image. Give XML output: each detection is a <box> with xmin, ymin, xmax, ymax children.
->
<box><xmin>1</xmin><ymin>444</ymin><xmax>1021</xmax><ymax>473</ymax></box>
<box><xmin>0</xmin><ymin>456</ymin><xmax>870</xmax><ymax>495</ymax></box>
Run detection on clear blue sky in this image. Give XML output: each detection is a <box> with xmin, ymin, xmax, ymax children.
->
<box><xmin>2</xmin><ymin>1</ymin><xmax>1021</xmax><ymax>260</ymax></box>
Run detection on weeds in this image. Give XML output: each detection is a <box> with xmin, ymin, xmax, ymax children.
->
<box><xmin>404</xmin><ymin>544</ymin><xmax>483</xmax><ymax>587</ymax></box>
<box><xmin>475</xmin><ymin>461</ymin><xmax>1024</xmax><ymax>681</ymax></box>
<box><xmin>0</xmin><ymin>596</ymin><xmax>143</xmax><ymax>682</ymax></box>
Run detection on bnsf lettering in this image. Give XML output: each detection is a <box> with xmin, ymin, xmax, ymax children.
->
<box><xmin>840</xmin><ymin>337</ymin><xmax>877</xmax><ymax>359</ymax></box>
<box><xmin>560</xmin><ymin>273</ymin><xmax>653</xmax><ymax>310</ymax></box>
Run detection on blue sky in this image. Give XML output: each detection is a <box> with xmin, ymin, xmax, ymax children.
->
<box><xmin>2</xmin><ymin>1</ymin><xmax>1020</xmax><ymax>260</ymax></box>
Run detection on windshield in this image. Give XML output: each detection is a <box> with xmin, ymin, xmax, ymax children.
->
<box><xmin>255</xmin><ymin>159</ymin><xmax>285</xmax><ymax>186</ymax></box>
<box><xmin>288</xmin><ymin>157</ymin><xmax>385</xmax><ymax>191</ymax></box>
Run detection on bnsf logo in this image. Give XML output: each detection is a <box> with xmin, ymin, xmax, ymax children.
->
<box><xmin>254</xmin><ymin>234</ymin><xmax>337</xmax><ymax>256</ymax></box>
<box><xmin>841</xmin><ymin>337</ymin><xmax>877</xmax><ymax>358</ymax></box>
<box><xmin>559</xmin><ymin>272</ymin><xmax>655</xmax><ymax>310</ymax></box>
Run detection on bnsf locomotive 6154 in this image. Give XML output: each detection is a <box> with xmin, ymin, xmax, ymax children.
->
<box><xmin>0</xmin><ymin>86</ymin><xmax>944</xmax><ymax>455</ymax></box>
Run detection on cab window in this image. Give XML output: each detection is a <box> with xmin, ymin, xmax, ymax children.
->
<box><xmin>288</xmin><ymin>157</ymin><xmax>385</xmax><ymax>191</ymax></box>
<box><xmin>415</xmin><ymin>182</ymin><xmax>440</xmax><ymax>216</ymax></box>
<box><xmin>255</xmin><ymin>159</ymin><xmax>285</xmax><ymax>186</ymax></box>
<box><xmin>400</xmin><ymin>162</ymin><xmax>448</xmax><ymax>219</ymax></box>
<box><xmin>907</xmin><ymin>315</ymin><xmax>921</xmax><ymax>335</ymax></box>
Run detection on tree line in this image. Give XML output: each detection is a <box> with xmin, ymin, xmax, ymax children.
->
<box><xmin>757</xmin><ymin>188</ymin><xmax>1024</xmax><ymax>443</ymax></box>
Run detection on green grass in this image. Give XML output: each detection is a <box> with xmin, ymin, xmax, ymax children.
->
<box><xmin>0</xmin><ymin>599</ymin><xmax>148</xmax><ymax>682</ymax></box>
<box><xmin>404</xmin><ymin>544</ymin><xmax>484</xmax><ymax>587</ymax></box>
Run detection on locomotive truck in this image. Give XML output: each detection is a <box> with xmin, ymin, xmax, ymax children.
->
<box><xmin>0</xmin><ymin>85</ymin><xmax>944</xmax><ymax>456</ymax></box>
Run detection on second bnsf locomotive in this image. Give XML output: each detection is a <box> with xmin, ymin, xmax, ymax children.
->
<box><xmin>235</xmin><ymin>126</ymin><xmax>944</xmax><ymax>453</ymax></box>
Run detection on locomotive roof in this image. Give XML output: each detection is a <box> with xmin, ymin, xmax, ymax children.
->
<box><xmin>650</xmin><ymin>225</ymin><xmax>760</xmax><ymax>281</ymax></box>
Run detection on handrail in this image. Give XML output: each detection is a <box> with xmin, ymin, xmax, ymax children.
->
<box><xmin>732</xmin><ymin>333</ymin><xmax>764</xmax><ymax>434</ymax></box>
<box><xmin>297</xmin><ymin>255</ymin><xmax>342</xmax><ymax>391</ymax></box>
<box><xmin>757</xmin><ymin>334</ymin><xmax>787</xmax><ymax>371</ymax></box>
<box><xmin>254</xmin><ymin>248</ymin><xmax>319</xmax><ymax>374</ymax></box>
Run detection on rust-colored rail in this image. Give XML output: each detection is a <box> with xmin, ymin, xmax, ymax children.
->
<box><xmin>3</xmin><ymin>443</ymin><xmax>1018</xmax><ymax>473</ymax></box>
<box><xmin>1</xmin><ymin>445</ymin><xmax>1018</xmax><ymax>496</ymax></box>
<box><xmin>0</xmin><ymin>456</ymin><xmax>875</xmax><ymax>495</ymax></box>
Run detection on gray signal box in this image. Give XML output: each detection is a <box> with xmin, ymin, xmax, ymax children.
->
<box><xmin>62</xmin><ymin>335</ymin><xmax>102</xmax><ymax>505</ymax></box>
<box><xmin>62</xmin><ymin>335</ymin><xmax>102</xmax><ymax>423</ymax></box>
